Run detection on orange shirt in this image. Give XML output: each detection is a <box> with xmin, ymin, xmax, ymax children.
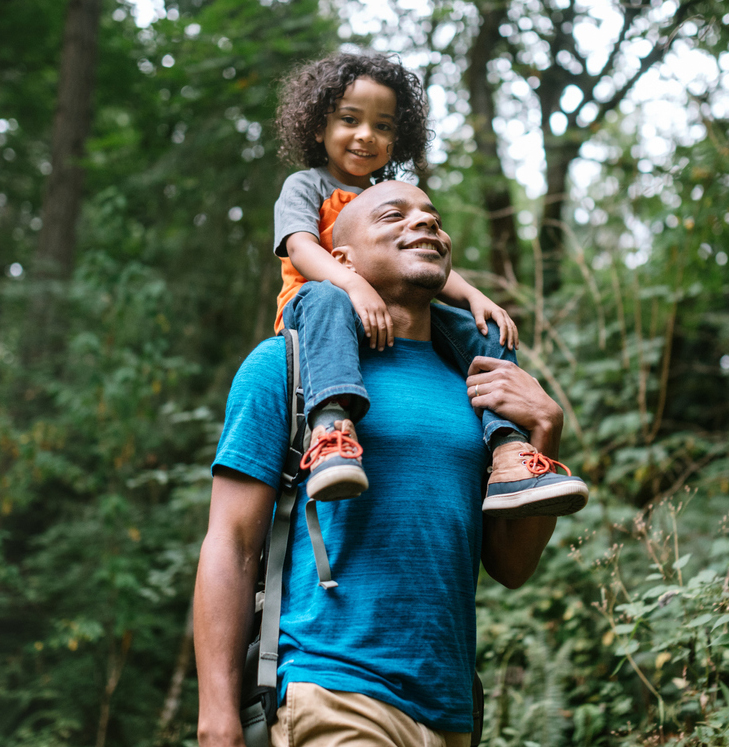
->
<box><xmin>274</xmin><ymin>187</ymin><xmax>359</xmax><ymax>332</ymax></box>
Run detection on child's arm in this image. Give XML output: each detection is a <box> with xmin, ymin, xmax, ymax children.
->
<box><xmin>287</xmin><ymin>232</ymin><xmax>394</xmax><ymax>351</ymax></box>
<box><xmin>437</xmin><ymin>269</ymin><xmax>519</xmax><ymax>350</ymax></box>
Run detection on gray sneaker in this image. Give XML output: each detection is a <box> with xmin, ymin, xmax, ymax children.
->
<box><xmin>483</xmin><ymin>441</ymin><xmax>588</xmax><ymax>517</ymax></box>
<box><xmin>300</xmin><ymin>419</ymin><xmax>369</xmax><ymax>502</ymax></box>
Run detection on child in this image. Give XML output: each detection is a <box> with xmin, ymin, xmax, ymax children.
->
<box><xmin>272</xmin><ymin>52</ymin><xmax>588</xmax><ymax>517</ymax></box>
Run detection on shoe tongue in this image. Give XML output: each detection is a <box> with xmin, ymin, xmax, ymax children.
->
<box><xmin>312</xmin><ymin>402</ymin><xmax>348</xmax><ymax>432</ymax></box>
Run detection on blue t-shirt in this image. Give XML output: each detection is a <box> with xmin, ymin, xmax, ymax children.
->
<box><xmin>213</xmin><ymin>336</ymin><xmax>487</xmax><ymax>732</ymax></box>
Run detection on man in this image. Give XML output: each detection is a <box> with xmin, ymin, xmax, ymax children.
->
<box><xmin>194</xmin><ymin>181</ymin><xmax>565</xmax><ymax>747</ymax></box>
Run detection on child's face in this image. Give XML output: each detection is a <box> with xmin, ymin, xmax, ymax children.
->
<box><xmin>316</xmin><ymin>77</ymin><xmax>397</xmax><ymax>189</ymax></box>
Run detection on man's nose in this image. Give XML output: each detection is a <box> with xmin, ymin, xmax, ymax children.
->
<box><xmin>410</xmin><ymin>211</ymin><xmax>437</xmax><ymax>230</ymax></box>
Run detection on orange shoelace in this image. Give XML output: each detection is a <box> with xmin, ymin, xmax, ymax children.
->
<box><xmin>520</xmin><ymin>451</ymin><xmax>572</xmax><ymax>476</ymax></box>
<box><xmin>300</xmin><ymin>430</ymin><xmax>364</xmax><ymax>470</ymax></box>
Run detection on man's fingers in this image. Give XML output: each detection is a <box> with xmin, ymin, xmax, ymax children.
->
<box><xmin>467</xmin><ymin>356</ymin><xmax>513</xmax><ymax>377</ymax></box>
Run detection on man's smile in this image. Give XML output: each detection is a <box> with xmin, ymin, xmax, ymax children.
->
<box><xmin>401</xmin><ymin>238</ymin><xmax>447</xmax><ymax>257</ymax></box>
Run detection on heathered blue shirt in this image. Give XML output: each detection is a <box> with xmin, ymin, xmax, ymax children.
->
<box><xmin>213</xmin><ymin>336</ymin><xmax>487</xmax><ymax>732</ymax></box>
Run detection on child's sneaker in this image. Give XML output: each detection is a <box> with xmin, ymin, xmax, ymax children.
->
<box><xmin>483</xmin><ymin>441</ymin><xmax>588</xmax><ymax>517</ymax></box>
<box><xmin>300</xmin><ymin>418</ymin><xmax>369</xmax><ymax>501</ymax></box>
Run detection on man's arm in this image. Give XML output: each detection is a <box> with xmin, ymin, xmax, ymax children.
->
<box><xmin>466</xmin><ymin>356</ymin><xmax>562</xmax><ymax>588</ymax></box>
<box><xmin>194</xmin><ymin>468</ymin><xmax>276</xmax><ymax>747</ymax></box>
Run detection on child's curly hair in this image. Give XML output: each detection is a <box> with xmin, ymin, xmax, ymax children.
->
<box><xmin>275</xmin><ymin>52</ymin><xmax>430</xmax><ymax>181</ymax></box>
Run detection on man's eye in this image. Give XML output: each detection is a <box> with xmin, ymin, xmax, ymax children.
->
<box><xmin>383</xmin><ymin>211</ymin><xmax>402</xmax><ymax>220</ymax></box>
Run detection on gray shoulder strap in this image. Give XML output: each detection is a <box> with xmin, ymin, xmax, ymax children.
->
<box><xmin>257</xmin><ymin>330</ymin><xmax>338</xmax><ymax>691</ymax></box>
<box><xmin>257</xmin><ymin>330</ymin><xmax>301</xmax><ymax>689</ymax></box>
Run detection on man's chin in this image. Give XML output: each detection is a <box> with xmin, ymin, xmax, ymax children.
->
<box><xmin>407</xmin><ymin>269</ymin><xmax>448</xmax><ymax>294</ymax></box>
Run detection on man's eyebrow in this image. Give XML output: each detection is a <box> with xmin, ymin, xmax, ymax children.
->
<box><xmin>371</xmin><ymin>198</ymin><xmax>442</xmax><ymax>218</ymax></box>
<box><xmin>338</xmin><ymin>105</ymin><xmax>395</xmax><ymax>121</ymax></box>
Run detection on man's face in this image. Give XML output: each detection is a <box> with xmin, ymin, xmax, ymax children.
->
<box><xmin>340</xmin><ymin>181</ymin><xmax>452</xmax><ymax>300</ymax></box>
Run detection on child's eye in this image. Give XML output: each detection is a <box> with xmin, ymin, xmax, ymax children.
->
<box><xmin>376</xmin><ymin>123</ymin><xmax>393</xmax><ymax>132</ymax></box>
<box><xmin>341</xmin><ymin>115</ymin><xmax>358</xmax><ymax>125</ymax></box>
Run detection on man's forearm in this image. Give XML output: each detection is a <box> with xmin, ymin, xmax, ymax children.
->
<box><xmin>195</xmin><ymin>473</ymin><xmax>275</xmax><ymax>746</ymax></box>
<box><xmin>194</xmin><ymin>535</ymin><xmax>257</xmax><ymax>746</ymax></box>
<box><xmin>468</xmin><ymin>357</ymin><xmax>562</xmax><ymax>587</ymax></box>
<box><xmin>481</xmin><ymin>514</ymin><xmax>556</xmax><ymax>589</ymax></box>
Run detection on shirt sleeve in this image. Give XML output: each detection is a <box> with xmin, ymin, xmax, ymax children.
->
<box><xmin>273</xmin><ymin>171</ymin><xmax>324</xmax><ymax>257</ymax></box>
<box><xmin>212</xmin><ymin>337</ymin><xmax>290</xmax><ymax>488</ymax></box>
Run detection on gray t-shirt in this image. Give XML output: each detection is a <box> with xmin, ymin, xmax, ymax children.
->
<box><xmin>273</xmin><ymin>167</ymin><xmax>365</xmax><ymax>257</ymax></box>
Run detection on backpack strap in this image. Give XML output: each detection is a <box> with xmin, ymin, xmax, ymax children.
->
<box><xmin>304</xmin><ymin>500</ymin><xmax>337</xmax><ymax>589</ymax></box>
<box><xmin>257</xmin><ymin>329</ymin><xmax>338</xmax><ymax>691</ymax></box>
<box><xmin>257</xmin><ymin>328</ymin><xmax>304</xmax><ymax>689</ymax></box>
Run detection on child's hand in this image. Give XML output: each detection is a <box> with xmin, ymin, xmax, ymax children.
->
<box><xmin>346</xmin><ymin>276</ymin><xmax>394</xmax><ymax>351</ymax></box>
<box><xmin>469</xmin><ymin>291</ymin><xmax>519</xmax><ymax>350</ymax></box>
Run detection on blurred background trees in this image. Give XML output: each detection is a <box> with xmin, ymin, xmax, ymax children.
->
<box><xmin>0</xmin><ymin>0</ymin><xmax>727</xmax><ymax>745</ymax></box>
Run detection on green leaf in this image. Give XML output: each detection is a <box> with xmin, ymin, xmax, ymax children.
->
<box><xmin>710</xmin><ymin>538</ymin><xmax>729</xmax><ymax>557</ymax></box>
<box><xmin>686</xmin><ymin>613</ymin><xmax>714</xmax><ymax>628</ymax></box>
<box><xmin>720</xmin><ymin>681</ymin><xmax>729</xmax><ymax>707</ymax></box>
<box><xmin>616</xmin><ymin>640</ymin><xmax>640</xmax><ymax>656</ymax></box>
<box><xmin>614</xmin><ymin>623</ymin><xmax>636</xmax><ymax>635</ymax></box>
<box><xmin>673</xmin><ymin>553</ymin><xmax>692</xmax><ymax>570</ymax></box>
<box><xmin>712</xmin><ymin>614</ymin><xmax>729</xmax><ymax>631</ymax></box>
<box><xmin>643</xmin><ymin>584</ymin><xmax>680</xmax><ymax>600</ymax></box>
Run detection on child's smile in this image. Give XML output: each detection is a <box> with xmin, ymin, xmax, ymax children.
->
<box><xmin>316</xmin><ymin>77</ymin><xmax>397</xmax><ymax>189</ymax></box>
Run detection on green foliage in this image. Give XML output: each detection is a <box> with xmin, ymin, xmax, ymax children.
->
<box><xmin>476</xmin><ymin>495</ymin><xmax>729</xmax><ymax>746</ymax></box>
<box><xmin>1</xmin><ymin>0</ymin><xmax>336</xmax><ymax>744</ymax></box>
<box><xmin>1</xmin><ymin>0</ymin><xmax>728</xmax><ymax>744</ymax></box>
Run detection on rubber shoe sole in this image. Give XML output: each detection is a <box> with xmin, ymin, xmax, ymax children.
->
<box><xmin>483</xmin><ymin>480</ymin><xmax>588</xmax><ymax>518</ymax></box>
<box><xmin>306</xmin><ymin>462</ymin><xmax>369</xmax><ymax>502</ymax></box>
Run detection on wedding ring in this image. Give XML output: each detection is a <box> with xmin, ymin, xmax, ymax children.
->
<box><xmin>475</xmin><ymin>384</ymin><xmax>479</xmax><ymax>397</ymax></box>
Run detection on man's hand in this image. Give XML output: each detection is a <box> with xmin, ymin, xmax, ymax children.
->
<box><xmin>466</xmin><ymin>356</ymin><xmax>563</xmax><ymax>457</ymax></box>
<box><xmin>343</xmin><ymin>271</ymin><xmax>394</xmax><ymax>351</ymax></box>
<box><xmin>468</xmin><ymin>291</ymin><xmax>519</xmax><ymax>350</ymax></box>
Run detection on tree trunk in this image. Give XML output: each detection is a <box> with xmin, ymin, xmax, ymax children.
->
<box><xmin>539</xmin><ymin>137</ymin><xmax>581</xmax><ymax>295</ymax></box>
<box><xmin>96</xmin><ymin>630</ymin><xmax>133</xmax><ymax>747</ymax></box>
<box><xmin>37</xmin><ymin>0</ymin><xmax>102</xmax><ymax>278</ymax></box>
<box><xmin>466</xmin><ymin>8</ymin><xmax>520</xmax><ymax>282</ymax></box>
<box><xmin>158</xmin><ymin>600</ymin><xmax>194</xmax><ymax>733</ymax></box>
<box><xmin>26</xmin><ymin>0</ymin><xmax>102</xmax><ymax>361</ymax></box>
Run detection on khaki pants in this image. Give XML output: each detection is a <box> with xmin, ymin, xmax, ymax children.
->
<box><xmin>270</xmin><ymin>682</ymin><xmax>471</xmax><ymax>747</ymax></box>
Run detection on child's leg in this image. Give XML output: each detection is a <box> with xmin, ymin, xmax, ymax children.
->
<box><xmin>283</xmin><ymin>280</ymin><xmax>369</xmax><ymax>425</ymax></box>
<box><xmin>429</xmin><ymin>304</ymin><xmax>527</xmax><ymax>450</ymax></box>
<box><xmin>430</xmin><ymin>303</ymin><xmax>588</xmax><ymax>518</ymax></box>
<box><xmin>283</xmin><ymin>280</ymin><xmax>369</xmax><ymax>501</ymax></box>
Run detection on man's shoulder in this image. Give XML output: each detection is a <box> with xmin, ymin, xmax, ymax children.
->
<box><xmin>234</xmin><ymin>336</ymin><xmax>287</xmax><ymax>381</ymax></box>
<box><xmin>215</xmin><ymin>336</ymin><xmax>290</xmax><ymax>486</ymax></box>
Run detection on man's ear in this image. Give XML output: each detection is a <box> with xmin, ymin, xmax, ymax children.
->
<box><xmin>331</xmin><ymin>246</ymin><xmax>356</xmax><ymax>271</ymax></box>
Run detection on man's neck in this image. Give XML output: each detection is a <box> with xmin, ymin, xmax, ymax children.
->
<box><xmin>387</xmin><ymin>303</ymin><xmax>432</xmax><ymax>341</ymax></box>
